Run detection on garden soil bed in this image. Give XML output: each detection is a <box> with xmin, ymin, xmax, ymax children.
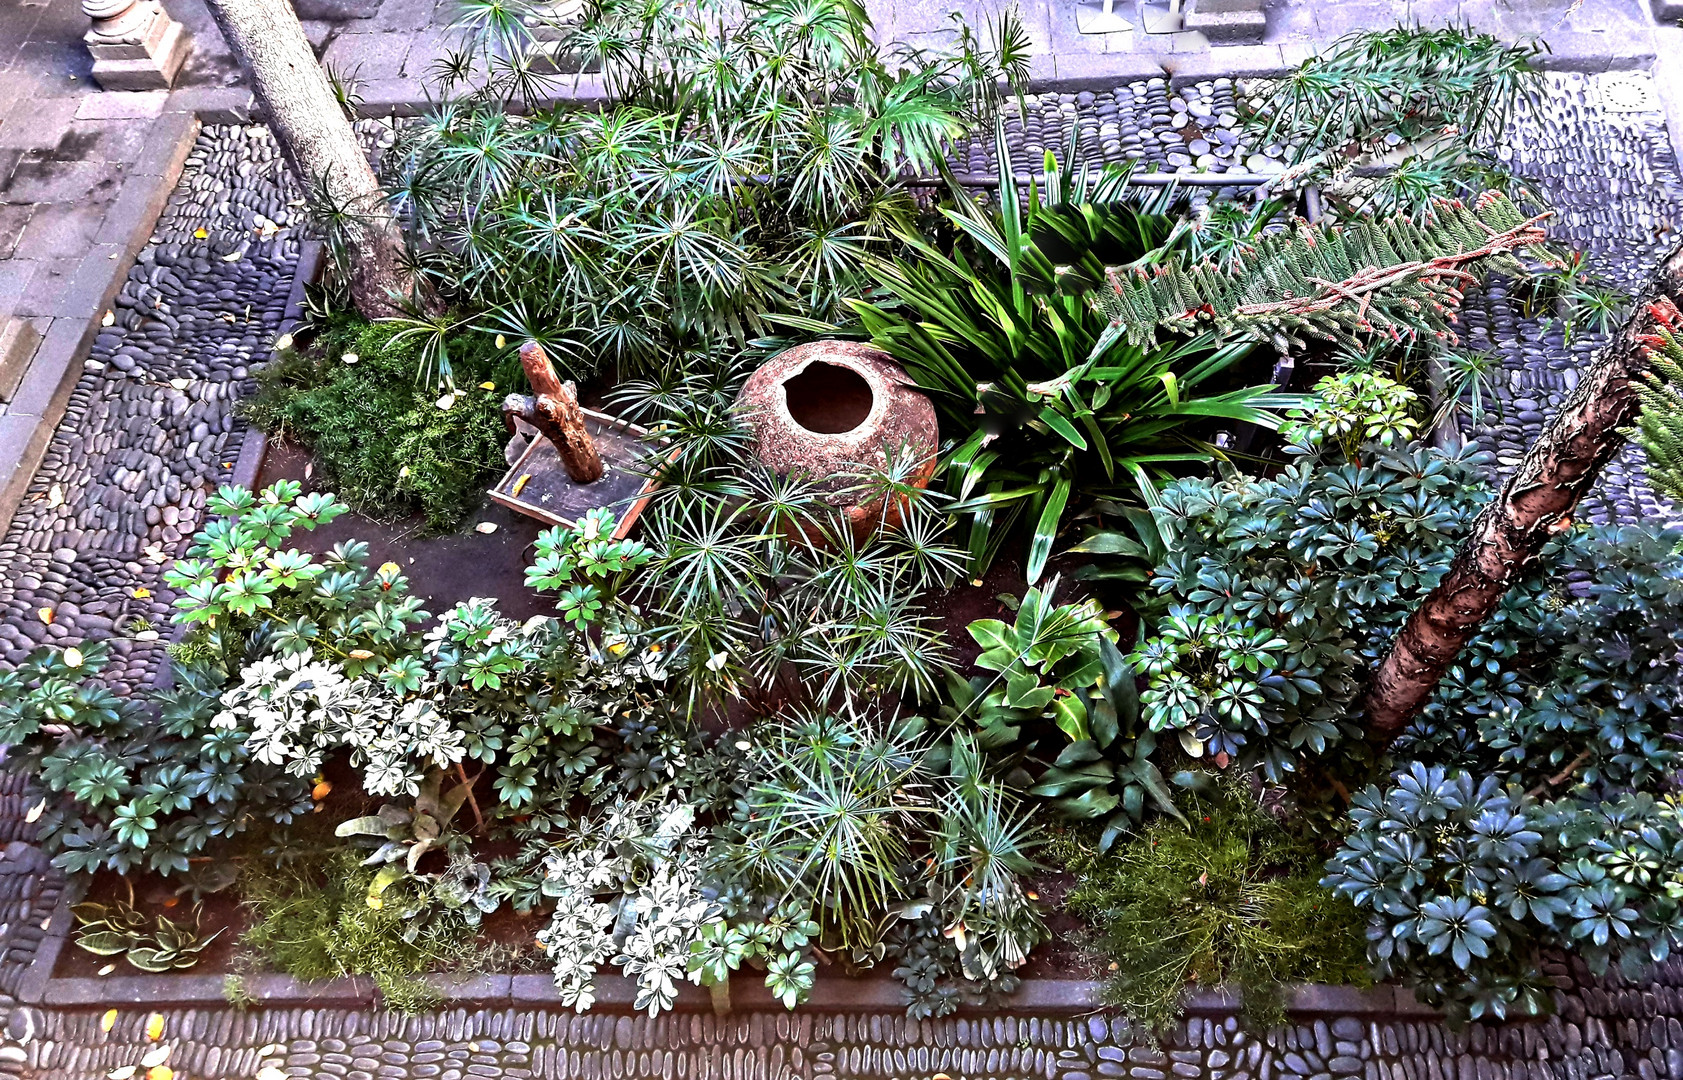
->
<box><xmin>48</xmin><ymin>438</ymin><xmax>1118</xmax><ymax>993</ymax></box>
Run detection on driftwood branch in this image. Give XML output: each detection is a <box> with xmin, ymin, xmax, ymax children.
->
<box><xmin>501</xmin><ymin>341</ymin><xmax>604</xmax><ymax>484</ymax></box>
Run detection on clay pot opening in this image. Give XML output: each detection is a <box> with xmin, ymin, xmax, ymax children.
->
<box><xmin>783</xmin><ymin>362</ymin><xmax>874</xmax><ymax>435</ymax></box>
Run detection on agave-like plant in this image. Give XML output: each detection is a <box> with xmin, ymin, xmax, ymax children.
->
<box><xmin>817</xmin><ymin>124</ymin><xmax>1288</xmax><ymax>584</ymax></box>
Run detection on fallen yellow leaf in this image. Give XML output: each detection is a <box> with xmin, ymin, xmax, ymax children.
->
<box><xmin>475</xmin><ymin>521</ymin><xmax>497</xmax><ymax>534</ymax></box>
<box><xmin>146</xmin><ymin>1067</ymin><xmax>173</xmax><ymax>1080</ymax></box>
<box><xmin>24</xmin><ymin>799</ymin><xmax>45</xmax><ymax>824</ymax></box>
<box><xmin>47</xmin><ymin>484</ymin><xmax>63</xmax><ymax>507</ymax></box>
<box><xmin>479</xmin><ymin>381</ymin><xmax>496</xmax><ymax>391</ymax></box>
<box><xmin>100</xmin><ymin>1008</ymin><xmax>117</xmax><ymax>1032</ymax></box>
<box><xmin>495</xmin><ymin>334</ymin><xmax>506</xmax><ymax>349</ymax></box>
<box><xmin>101</xmin><ymin>310</ymin><xmax>115</xmax><ymax>327</ymax></box>
<box><xmin>257</xmin><ymin>1068</ymin><xmax>288</xmax><ymax>1080</ymax></box>
<box><xmin>108</xmin><ymin>1067</ymin><xmax>136</xmax><ymax>1080</ymax></box>
<box><xmin>347</xmin><ymin>649</ymin><xmax>374</xmax><ymax>660</ymax></box>
<box><xmin>312</xmin><ymin>779</ymin><xmax>333</xmax><ymax>801</ymax></box>
<box><xmin>378</xmin><ymin>562</ymin><xmax>400</xmax><ymax>575</ymax></box>
<box><xmin>510</xmin><ymin>473</ymin><xmax>532</xmax><ymax>497</ymax></box>
<box><xmin>97</xmin><ymin>963</ymin><xmax>115</xmax><ymax>976</ymax></box>
<box><xmin>436</xmin><ymin>392</ymin><xmax>457</xmax><ymax>411</ymax></box>
<box><xmin>140</xmin><ymin>1044</ymin><xmax>170</xmax><ymax>1067</ymax></box>
<box><xmin>273</xmin><ymin>333</ymin><xmax>293</xmax><ymax>352</ymax></box>
<box><xmin>145</xmin><ymin>1013</ymin><xmax>164</xmax><ymax>1040</ymax></box>
<box><xmin>64</xmin><ymin>647</ymin><xmax>84</xmax><ymax>668</ymax></box>
<box><xmin>193</xmin><ymin>227</ymin><xmax>208</xmax><ymax>239</ymax></box>
<box><xmin>38</xmin><ymin>607</ymin><xmax>54</xmax><ymax>625</ymax></box>
<box><xmin>133</xmin><ymin>587</ymin><xmax>150</xmax><ymax>599</ymax></box>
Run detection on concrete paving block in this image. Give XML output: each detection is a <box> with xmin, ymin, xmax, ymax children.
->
<box><xmin>128</xmin><ymin>106</ymin><xmax>197</xmax><ymax>178</ymax></box>
<box><xmin>13</xmin><ymin>200</ymin><xmax>106</xmax><ymax>259</ymax></box>
<box><xmin>5</xmin><ymin>310</ymin><xmax>90</xmax><ymax>418</ymax></box>
<box><xmin>0</xmin><ymin>96</ymin><xmax>79</xmax><ymax>151</ymax></box>
<box><xmin>0</xmin><ymin>315</ymin><xmax>42</xmax><ymax>402</ymax></box>
<box><xmin>1</xmin><ymin>155</ymin><xmax>114</xmax><ymax>206</ymax></box>
<box><xmin>1162</xmin><ymin>42</ymin><xmax>1287</xmax><ymax>85</ymax></box>
<box><xmin>1185</xmin><ymin>9</ymin><xmax>1265</xmax><ymax>45</ymax></box>
<box><xmin>61</xmin><ymin>116</ymin><xmax>151</xmax><ymax>164</ymax></box>
<box><xmin>0</xmin><ymin>258</ymin><xmax>35</xmax><ymax>319</ymax></box>
<box><xmin>92</xmin><ymin>166</ymin><xmax>175</xmax><ymax>249</ymax></box>
<box><xmin>321</xmin><ymin>30</ymin><xmax>413</xmax><ymax>81</ymax></box>
<box><xmin>6</xmin><ymin>256</ymin><xmax>75</xmax><ymax>317</ymax></box>
<box><xmin>71</xmin><ymin>89</ymin><xmax>169</xmax><ymax>121</ymax></box>
<box><xmin>0</xmin><ymin>201</ymin><xmax>32</xmax><ymax>258</ymax></box>
<box><xmin>0</xmin><ymin>411</ymin><xmax>44</xmax><ymax>525</ymax></box>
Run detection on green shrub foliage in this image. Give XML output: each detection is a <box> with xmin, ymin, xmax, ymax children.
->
<box><xmin>1124</xmin><ymin>383</ymin><xmax>1489</xmax><ymax>783</ymax></box>
<box><xmin>374</xmin><ymin>0</ymin><xmax>1026</xmax><ymax>383</ymax></box>
<box><xmin>1062</xmin><ymin>783</ymin><xmax>1369</xmax><ymax>1034</ymax></box>
<box><xmin>240</xmin><ymin>848</ymin><xmax>481</xmax><ymax>1012</ymax></box>
<box><xmin>245</xmin><ymin>317</ymin><xmax>510</xmax><ymax>532</ymax></box>
<box><xmin>0</xmin><ymin>642</ymin><xmax>311</xmax><ymax>877</ymax></box>
<box><xmin>836</xmin><ymin>141</ymin><xmax>1281</xmax><ymax>583</ymax></box>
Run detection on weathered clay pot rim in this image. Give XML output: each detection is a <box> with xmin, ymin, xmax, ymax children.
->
<box><xmin>766</xmin><ymin>349</ymin><xmax>888</xmax><ymax>448</ymax></box>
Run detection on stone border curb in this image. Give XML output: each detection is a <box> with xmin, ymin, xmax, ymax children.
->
<box><xmin>33</xmin><ymin>965</ymin><xmax>1437</xmax><ymax>1018</ymax></box>
<box><xmin>14</xmin><ymin>881</ymin><xmax>78</xmax><ymax>1006</ymax></box>
<box><xmin>222</xmin><ymin>237</ymin><xmax>324</xmax><ymax>499</ymax></box>
<box><xmin>0</xmin><ymin>109</ymin><xmax>201</xmax><ymax>539</ymax></box>
<box><xmin>319</xmin><ymin>42</ymin><xmax>1666</xmax><ymax>121</ymax></box>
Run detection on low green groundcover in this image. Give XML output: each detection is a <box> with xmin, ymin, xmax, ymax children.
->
<box><xmin>245</xmin><ymin>316</ymin><xmax>513</xmax><ymax>532</ymax></box>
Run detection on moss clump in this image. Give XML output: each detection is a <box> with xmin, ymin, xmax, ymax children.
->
<box><xmin>238</xmin><ymin>850</ymin><xmax>476</xmax><ymax>1012</ymax></box>
<box><xmin>1056</xmin><ymin>780</ymin><xmax>1370</xmax><ymax>1035</ymax></box>
<box><xmin>245</xmin><ymin>316</ymin><xmax>513</xmax><ymax>532</ymax></box>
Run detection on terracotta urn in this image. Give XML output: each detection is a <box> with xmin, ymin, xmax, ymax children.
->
<box><xmin>735</xmin><ymin>341</ymin><xmax>939</xmax><ymax>536</ymax></box>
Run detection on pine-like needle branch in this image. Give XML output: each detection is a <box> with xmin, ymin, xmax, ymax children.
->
<box><xmin>1097</xmin><ymin>191</ymin><xmax>1549</xmax><ymax>350</ymax></box>
<box><xmin>1626</xmin><ymin>301</ymin><xmax>1683</xmax><ymax>502</ymax></box>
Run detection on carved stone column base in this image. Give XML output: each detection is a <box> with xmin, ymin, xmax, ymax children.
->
<box><xmin>83</xmin><ymin>0</ymin><xmax>191</xmax><ymax>92</ymax></box>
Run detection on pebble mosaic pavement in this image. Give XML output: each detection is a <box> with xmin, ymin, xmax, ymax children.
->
<box><xmin>0</xmin><ymin>70</ymin><xmax>1680</xmax><ymax>1078</ymax></box>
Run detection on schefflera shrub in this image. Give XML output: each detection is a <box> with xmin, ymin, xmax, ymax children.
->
<box><xmin>0</xmin><ymin>642</ymin><xmax>312</xmax><ymax>877</ymax></box>
<box><xmin>1326</xmin><ymin>524</ymin><xmax>1683</xmax><ymax>1023</ymax></box>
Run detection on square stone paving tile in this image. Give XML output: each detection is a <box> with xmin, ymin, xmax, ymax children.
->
<box><xmin>0</xmin><ymin>154</ymin><xmax>115</xmax><ymax>205</ymax></box>
<box><xmin>322</xmin><ymin>30</ymin><xmax>415</xmax><ymax>82</ymax></box>
<box><xmin>61</xmin><ymin>118</ymin><xmax>149</xmax><ymax>165</ymax></box>
<box><xmin>14</xmin><ymin>200</ymin><xmax>106</xmax><ymax>260</ymax></box>
<box><xmin>0</xmin><ymin>259</ymin><xmax>35</xmax><ymax>319</ymax></box>
<box><xmin>73</xmin><ymin>90</ymin><xmax>170</xmax><ymax>122</ymax></box>
<box><xmin>0</xmin><ymin>202</ymin><xmax>31</xmax><ymax>258</ymax></box>
<box><xmin>5</xmin><ymin>255</ymin><xmax>74</xmax><ymax>318</ymax></box>
<box><xmin>0</xmin><ymin>96</ymin><xmax>79</xmax><ymax>150</ymax></box>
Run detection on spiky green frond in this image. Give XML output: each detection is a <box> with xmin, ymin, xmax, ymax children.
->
<box><xmin>1096</xmin><ymin>191</ymin><xmax>1548</xmax><ymax>353</ymax></box>
<box><xmin>1629</xmin><ymin>313</ymin><xmax>1683</xmax><ymax>503</ymax></box>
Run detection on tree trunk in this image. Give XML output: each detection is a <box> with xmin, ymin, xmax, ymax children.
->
<box><xmin>200</xmin><ymin>0</ymin><xmax>416</xmax><ymax>319</ymax></box>
<box><xmin>1364</xmin><ymin>241</ymin><xmax>1683</xmax><ymax>739</ymax></box>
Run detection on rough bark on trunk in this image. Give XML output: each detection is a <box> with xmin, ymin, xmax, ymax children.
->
<box><xmin>1364</xmin><ymin>241</ymin><xmax>1683</xmax><ymax>739</ymax></box>
<box><xmin>200</xmin><ymin>0</ymin><xmax>416</xmax><ymax>319</ymax></box>
<box><xmin>508</xmin><ymin>342</ymin><xmax>604</xmax><ymax>483</ymax></box>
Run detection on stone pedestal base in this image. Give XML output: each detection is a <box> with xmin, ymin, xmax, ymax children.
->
<box><xmin>1184</xmin><ymin>0</ymin><xmax>1266</xmax><ymax>44</ymax></box>
<box><xmin>84</xmin><ymin>0</ymin><xmax>190</xmax><ymax>92</ymax></box>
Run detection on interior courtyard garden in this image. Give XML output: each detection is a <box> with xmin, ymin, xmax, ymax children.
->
<box><xmin>3</xmin><ymin>0</ymin><xmax>1683</xmax><ymax>1078</ymax></box>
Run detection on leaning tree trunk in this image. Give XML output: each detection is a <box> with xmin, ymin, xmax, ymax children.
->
<box><xmin>1364</xmin><ymin>240</ymin><xmax>1683</xmax><ymax>740</ymax></box>
<box><xmin>201</xmin><ymin>0</ymin><xmax>416</xmax><ymax>319</ymax></box>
